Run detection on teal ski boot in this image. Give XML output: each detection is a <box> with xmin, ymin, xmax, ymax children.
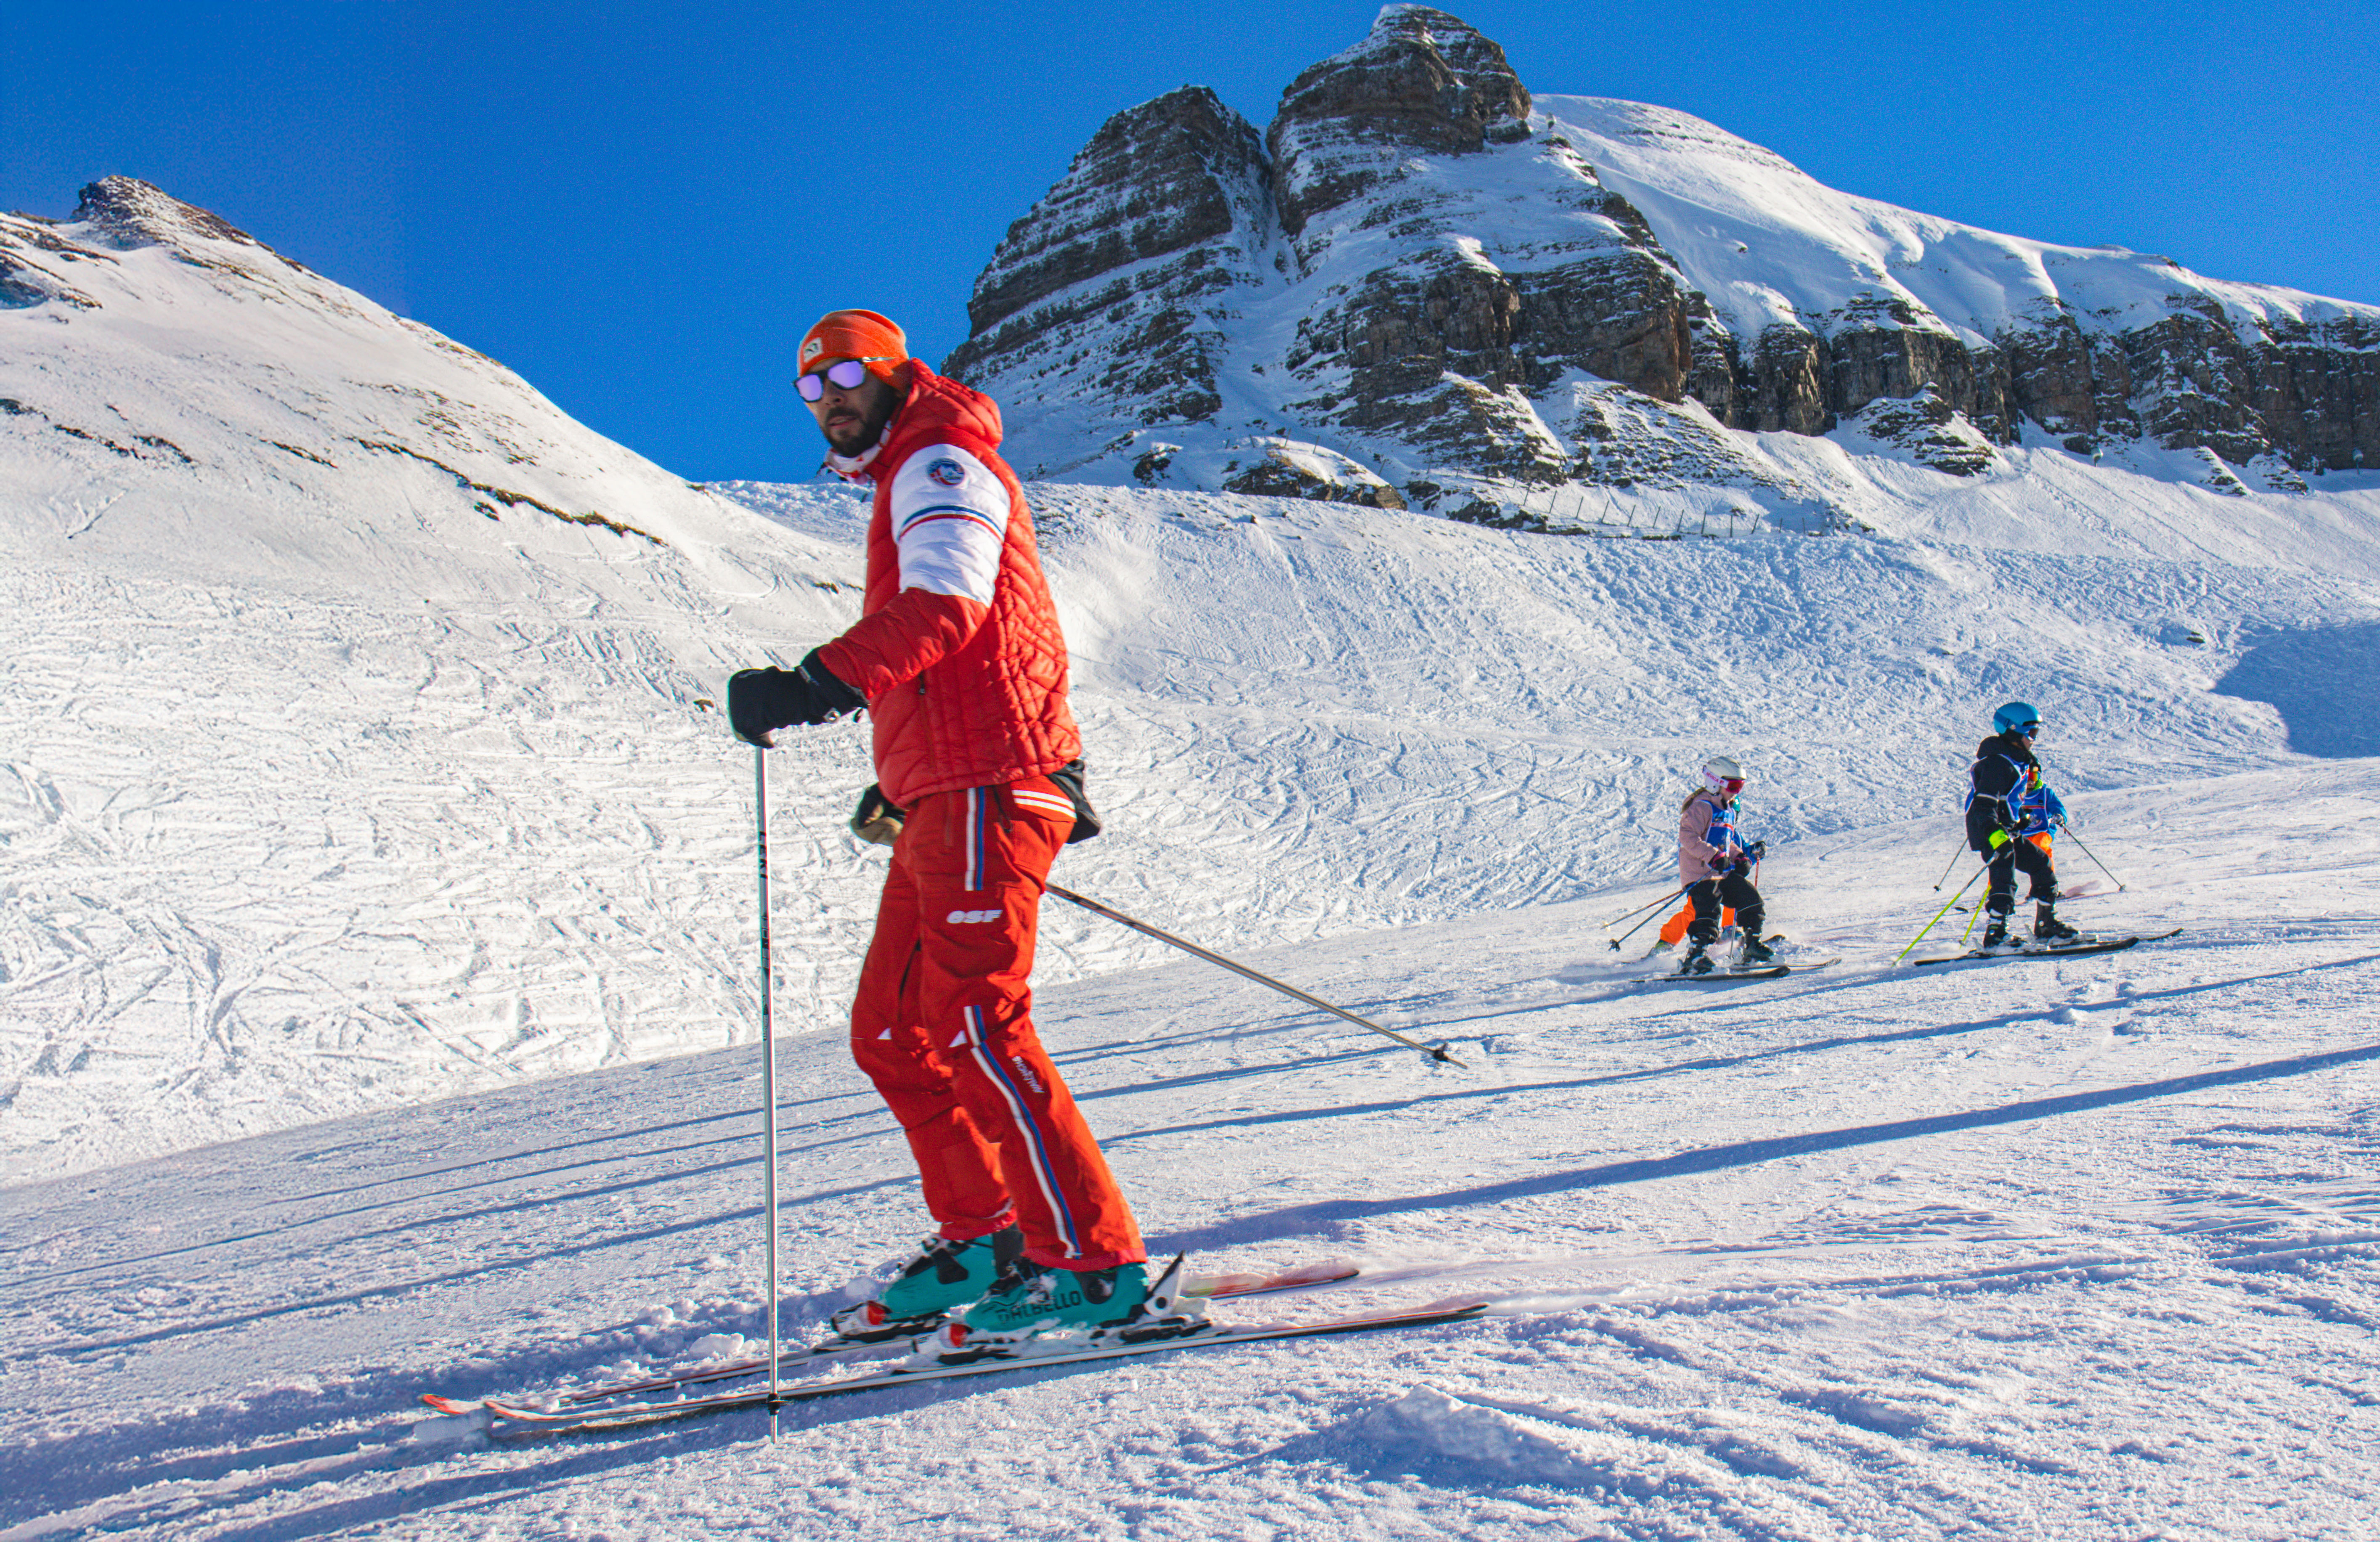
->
<box><xmin>829</xmin><ymin>1226</ymin><xmax>1022</xmax><ymax>1341</ymax></box>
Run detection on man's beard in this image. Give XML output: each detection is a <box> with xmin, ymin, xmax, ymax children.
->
<box><xmin>828</xmin><ymin>393</ymin><xmax>897</xmax><ymax>456</ymax></box>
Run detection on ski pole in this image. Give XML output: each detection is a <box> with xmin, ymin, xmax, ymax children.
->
<box><xmin>753</xmin><ymin>747</ymin><xmax>783</xmax><ymax>1435</ymax></box>
<box><xmin>1895</xmin><ymin>865</ymin><xmax>1984</xmax><ymax>964</ymax></box>
<box><xmin>1608</xmin><ymin>891</ymin><xmax>1684</xmax><ymax>951</ymax></box>
<box><xmin>1603</xmin><ymin>887</ymin><xmax>1680</xmax><ymax>930</ymax></box>
<box><xmin>1047</xmin><ymin>885</ymin><xmax>1467</xmax><ymax>1068</ymax></box>
<box><xmin>1930</xmin><ymin>843</ymin><xmax>1966</xmax><ymax>891</ymax></box>
<box><xmin>2056</xmin><ymin>821</ymin><xmax>2126</xmax><ymax>891</ymax></box>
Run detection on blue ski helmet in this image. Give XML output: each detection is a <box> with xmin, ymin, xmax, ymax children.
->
<box><xmin>1993</xmin><ymin>701</ymin><xmax>2042</xmax><ymax>737</ymax></box>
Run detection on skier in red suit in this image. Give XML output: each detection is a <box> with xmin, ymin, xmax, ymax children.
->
<box><xmin>729</xmin><ymin>310</ymin><xmax>1149</xmax><ymax>1340</ymax></box>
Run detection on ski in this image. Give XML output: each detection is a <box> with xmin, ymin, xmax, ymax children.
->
<box><xmin>475</xmin><ymin>1298</ymin><xmax>1492</xmax><ymax>1434</ymax></box>
<box><xmin>1658</xmin><ymin>958</ymin><xmax>1837</xmax><ymax>983</ymax></box>
<box><xmin>1912</xmin><ymin>928</ymin><xmax>2181</xmax><ymax>967</ymax></box>
<box><xmin>420</xmin><ymin>1260</ymin><xmax>1359</xmax><ymax>1415</ymax></box>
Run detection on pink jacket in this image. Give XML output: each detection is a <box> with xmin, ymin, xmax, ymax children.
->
<box><xmin>1677</xmin><ymin>790</ymin><xmax>1739</xmax><ymax>885</ymax></box>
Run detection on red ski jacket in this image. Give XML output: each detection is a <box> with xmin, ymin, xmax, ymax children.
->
<box><xmin>814</xmin><ymin>363</ymin><xmax>1080</xmax><ymax>808</ymax></box>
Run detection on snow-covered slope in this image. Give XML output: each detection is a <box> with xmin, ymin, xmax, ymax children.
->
<box><xmin>0</xmin><ymin>179</ymin><xmax>871</xmax><ymax>1181</ymax></box>
<box><xmin>7</xmin><ymin>175</ymin><xmax>2380</xmax><ymax>1186</ymax></box>
<box><xmin>5</xmin><ymin>763</ymin><xmax>2377</xmax><ymax>1538</ymax></box>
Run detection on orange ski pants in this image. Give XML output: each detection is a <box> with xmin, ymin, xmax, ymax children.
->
<box><xmin>1659</xmin><ymin>902</ymin><xmax>1735</xmax><ymax>946</ymax></box>
<box><xmin>849</xmin><ymin>776</ymin><xmax>1145</xmax><ymax>1272</ymax></box>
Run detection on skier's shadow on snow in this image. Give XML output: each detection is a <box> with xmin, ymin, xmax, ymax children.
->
<box><xmin>2213</xmin><ymin>623</ymin><xmax>2380</xmax><ymax>757</ymax></box>
<box><xmin>1144</xmin><ymin>1041</ymin><xmax>2380</xmax><ymax>1254</ymax></box>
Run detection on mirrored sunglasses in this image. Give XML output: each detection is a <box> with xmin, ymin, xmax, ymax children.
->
<box><xmin>796</xmin><ymin>357</ymin><xmax>895</xmax><ymax>401</ymax></box>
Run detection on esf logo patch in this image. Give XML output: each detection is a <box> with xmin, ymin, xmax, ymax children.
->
<box><xmin>946</xmin><ymin>908</ymin><xmax>1003</xmax><ymax>925</ymax></box>
<box><xmin>926</xmin><ymin>458</ymin><xmax>966</xmax><ymax>488</ymax></box>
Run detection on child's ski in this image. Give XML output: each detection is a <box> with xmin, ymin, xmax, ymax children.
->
<box><xmin>1660</xmin><ymin>958</ymin><xmax>1838</xmax><ymax>983</ymax></box>
<box><xmin>1912</xmin><ymin>928</ymin><xmax>2181</xmax><ymax>967</ymax></box>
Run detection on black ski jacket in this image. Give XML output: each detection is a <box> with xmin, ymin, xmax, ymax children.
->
<box><xmin>1964</xmin><ymin>731</ymin><xmax>2039</xmax><ymax>853</ymax></box>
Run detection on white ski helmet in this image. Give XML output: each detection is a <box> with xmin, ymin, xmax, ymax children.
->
<box><xmin>1701</xmin><ymin>755</ymin><xmax>1746</xmax><ymax>796</ymax></box>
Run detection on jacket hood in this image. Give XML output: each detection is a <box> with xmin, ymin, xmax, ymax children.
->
<box><xmin>886</xmin><ymin>361</ymin><xmax>1004</xmax><ymax>452</ymax></box>
<box><xmin>824</xmin><ymin>362</ymin><xmax>1006</xmax><ymax>482</ymax></box>
<box><xmin>1977</xmin><ymin>731</ymin><xmax>2039</xmax><ymax>765</ymax></box>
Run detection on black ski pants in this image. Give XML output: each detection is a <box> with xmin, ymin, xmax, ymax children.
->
<box><xmin>1686</xmin><ymin>873</ymin><xmax>1764</xmax><ymax>945</ymax></box>
<box><xmin>1981</xmin><ymin>836</ymin><xmax>2056</xmax><ymax>914</ymax></box>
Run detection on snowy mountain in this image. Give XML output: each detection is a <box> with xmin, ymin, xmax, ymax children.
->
<box><xmin>0</xmin><ymin>178</ymin><xmax>870</xmax><ymax>1180</ymax></box>
<box><xmin>5</xmin><ymin>146</ymin><xmax>2380</xmax><ymax>1542</ymax></box>
<box><xmin>946</xmin><ymin>5</ymin><xmax>2380</xmax><ymax>522</ymax></box>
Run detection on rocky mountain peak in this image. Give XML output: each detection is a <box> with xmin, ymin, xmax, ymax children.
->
<box><xmin>71</xmin><ymin>176</ymin><xmax>300</xmax><ymax>267</ymax></box>
<box><xmin>1271</xmin><ymin>5</ymin><xmax>1532</xmax><ymax>236</ymax></box>
<box><xmin>940</xmin><ymin>8</ymin><xmax>2380</xmax><ymax>521</ymax></box>
<box><xmin>960</xmin><ymin>86</ymin><xmax>1268</xmax><ymax>341</ymax></box>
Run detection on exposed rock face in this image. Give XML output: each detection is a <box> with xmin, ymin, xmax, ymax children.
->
<box><xmin>1842</xmin><ymin>386</ymin><xmax>1998</xmax><ymax>476</ymax></box>
<box><xmin>1268</xmin><ymin>5</ymin><xmax>1533</xmax><ymax>238</ymax></box>
<box><xmin>72</xmin><ymin>176</ymin><xmax>287</xmax><ymax>257</ymax></box>
<box><xmin>1219</xmin><ymin>439</ymin><xmax>1407</xmax><ymax>507</ymax></box>
<box><xmin>944</xmin><ymin>6</ymin><xmax>1768</xmax><ymax>511</ymax></box>
<box><xmin>939</xmin><ymin>86</ymin><xmax>1275</xmax><ymax>478</ymax></box>
<box><xmin>0</xmin><ymin>210</ymin><xmax>109</xmax><ymax>311</ymax></box>
<box><xmin>942</xmin><ymin>5</ymin><xmax>2380</xmax><ymax>514</ymax></box>
<box><xmin>1679</xmin><ymin>282</ymin><xmax>2380</xmax><ymax>475</ymax></box>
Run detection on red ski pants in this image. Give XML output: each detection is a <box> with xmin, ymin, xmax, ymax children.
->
<box><xmin>849</xmin><ymin>776</ymin><xmax>1144</xmax><ymax>1272</ymax></box>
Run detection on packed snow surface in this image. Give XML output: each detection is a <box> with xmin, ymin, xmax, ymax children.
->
<box><xmin>9</xmin><ymin>468</ymin><xmax>2380</xmax><ymax>1540</ymax></box>
<box><xmin>7</xmin><ymin>178</ymin><xmax>2380</xmax><ymax>1539</ymax></box>
<box><xmin>6</xmin><ymin>771</ymin><xmax>2380</xmax><ymax>1538</ymax></box>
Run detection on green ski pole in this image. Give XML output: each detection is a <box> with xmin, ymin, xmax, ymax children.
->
<box><xmin>1897</xmin><ymin>866</ymin><xmax>1985</xmax><ymax>964</ymax></box>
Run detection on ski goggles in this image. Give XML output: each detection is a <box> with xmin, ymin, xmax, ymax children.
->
<box><xmin>1717</xmin><ymin>776</ymin><xmax>1746</xmax><ymax>796</ymax></box>
<box><xmin>796</xmin><ymin>357</ymin><xmax>897</xmax><ymax>401</ymax></box>
<box><xmin>2017</xmin><ymin>721</ymin><xmax>2042</xmax><ymax>739</ymax></box>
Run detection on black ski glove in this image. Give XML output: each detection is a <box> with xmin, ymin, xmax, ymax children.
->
<box><xmin>1745</xmin><ymin>840</ymin><xmax>1766</xmax><ymax>863</ymax></box>
<box><xmin>1047</xmin><ymin>758</ymin><xmax>1104</xmax><ymax>844</ymax></box>
<box><xmin>851</xmin><ymin>784</ymin><xmax>905</xmax><ymax>846</ymax></box>
<box><xmin>728</xmin><ymin>649</ymin><xmax>868</xmax><ymax>747</ymax></box>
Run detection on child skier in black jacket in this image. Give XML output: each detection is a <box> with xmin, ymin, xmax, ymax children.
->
<box><xmin>1965</xmin><ymin>702</ymin><xmax>2079</xmax><ymax>947</ymax></box>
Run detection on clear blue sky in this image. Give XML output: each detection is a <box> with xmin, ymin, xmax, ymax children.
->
<box><xmin>8</xmin><ymin>1</ymin><xmax>2374</xmax><ymax>483</ymax></box>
